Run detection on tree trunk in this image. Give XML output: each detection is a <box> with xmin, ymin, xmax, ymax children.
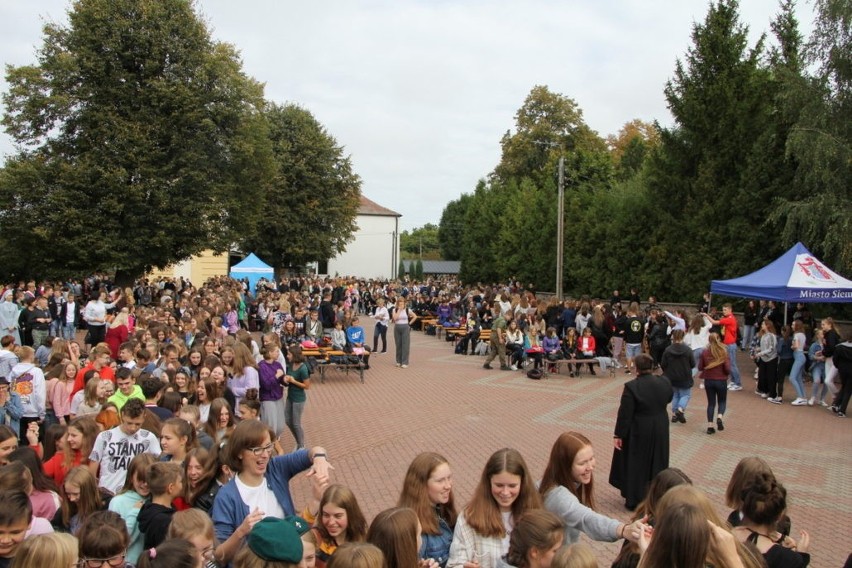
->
<box><xmin>114</xmin><ymin>268</ymin><xmax>143</xmax><ymax>288</ymax></box>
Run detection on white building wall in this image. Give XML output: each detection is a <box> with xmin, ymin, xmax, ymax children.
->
<box><xmin>327</xmin><ymin>215</ymin><xmax>398</xmax><ymax>279</ymax></box>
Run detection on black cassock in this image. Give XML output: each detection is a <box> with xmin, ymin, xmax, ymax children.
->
<box><xmin>609</xmin><ymin>373</ymin><xmax>673</xmax><ymax>508</ymax></box>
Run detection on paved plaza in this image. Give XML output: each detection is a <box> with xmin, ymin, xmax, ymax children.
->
<box><xmin>290</xmin><ymin>330</ymin><xmax>852</xmax><ymax>567</ymax></box>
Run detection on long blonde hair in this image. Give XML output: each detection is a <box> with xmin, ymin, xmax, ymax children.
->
<box><xmin>704</xmin><ymin>332</ymin><xmax>728</xmax><ymax>370</ymax></box>
<box><xmin>110</xmin><ymin>310</ymin><xmax>130</xmax><ymax>328</ymax></box>
<box><xmin>11</xmin><ymin>533</ymin><xmax>78</xmax><ymax>568</ymax></box>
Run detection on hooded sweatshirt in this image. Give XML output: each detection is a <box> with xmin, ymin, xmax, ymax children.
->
<box><xmin>661</xmin><ymin>342</ymin><xmax>695</xmax><ymax>389</ymax></box>
<box><xmin>9</xmin><ymin>362</ymin><xmax>46</xmax><ymax>419</ymax></box>
<box><xmin>138</xmin><ymin>502</ymin><xmax>175</xmax><ymax>549</ymax></box>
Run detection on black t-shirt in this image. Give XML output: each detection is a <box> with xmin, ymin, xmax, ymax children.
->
<box><xmin>623</xmin><ymin>316</ymin><xmax>645</xmax><ymax>344</ymax></box>
<box><xmin>28</xmin><ymin>307</ymin><xmax>52</xmax><ymax>330</ymax></box>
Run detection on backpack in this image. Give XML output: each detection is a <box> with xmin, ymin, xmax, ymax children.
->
<box><xmin>475</xmin><ymin>340</ymin><xmax>489</xmax><ymax>356</ymax></box>
<box><xmin>527</xmin><ymin>368</ymin><xmax>543</xmax><ymax>380</ymax></box>
<box><xmin>454</xmin><ymin>341</ymin><xmax>466</xmax><ymax>355</ymax></box>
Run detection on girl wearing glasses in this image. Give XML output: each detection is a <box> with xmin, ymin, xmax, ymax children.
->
<box><xmin>168</xmin><ymin>509</ymin><xmax>218</xmax><ymax>568</ymax></box>
<box><xmin>210</xmin><ymin>419</ymin><xmax>331</xmax><ymax>565</ymax></box>
<box><xmin>75</xmin><ymin>513</ymin><xmax>130</xmax><ymax>568</ymax></box>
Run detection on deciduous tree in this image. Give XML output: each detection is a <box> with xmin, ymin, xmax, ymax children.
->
<box><xmin>400</xmin><ymin>224</ymin><xmax>440</xmax><ymax>259</ymax></box>
<box><xmin>0</xmin><ymin>0</ymin><xmax>274</xmax><ymax>283</ymax></box>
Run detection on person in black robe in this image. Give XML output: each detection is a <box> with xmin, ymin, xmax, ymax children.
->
<box><xmin>609</xmin><ymin>353</ymin><xmax>673</xmax><ymax>510</ymax></box>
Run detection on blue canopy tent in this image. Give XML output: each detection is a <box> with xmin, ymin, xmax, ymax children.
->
<box><xmin>229</xmin><ymin>253</ymin><xmax>274</xmax><ymax>292</ymax></box>
<box><xmin>710</xmin><ymin>242</ymin><xmax>852</xmax><ymax>305</ymax></box>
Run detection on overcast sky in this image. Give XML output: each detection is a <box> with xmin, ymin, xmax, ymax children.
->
<box><xmin>0</xmin><ymin>1</ymin><xmax>814</xmax><ymax>231</ymax></box>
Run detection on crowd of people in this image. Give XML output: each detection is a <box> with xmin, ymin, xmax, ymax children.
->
<box><xmin>0</xmin><ymin>274</ymin><xmax>846</xmax><ymax>567</ymax></box>
<box><xmin>411</xmin><ymin>288</ymin><xmax>850</xmax><ymax>421</ymax></box>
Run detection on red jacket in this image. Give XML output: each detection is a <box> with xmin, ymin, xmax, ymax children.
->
<box><xmin>578</xmin><ymin>336</ymin><xmax>596</xmax><ymax>354</ymax></box>
<box><xmin>71</xmin><ymin>363</ymin><xmax>116</xmax><ymax>397</ymax></box>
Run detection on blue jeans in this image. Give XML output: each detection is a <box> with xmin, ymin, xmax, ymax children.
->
<box><xmin>741</xmin><ymin>324</ymin><xmax>755</xmax><ymax>350</ymax></box>
<box><xmin>49</xmin><ymin>320</ymin><xmax>62</xmax><ymax>338</ymax></box>
<box><xmin>62</xmin><ymin>323</ymin><xmax>77</xmax><ymax>340</ymax></box>
<box><xmin>691</xmin><ymin>348</ymin><xmax>704</xmax><ymax>377</ymax></box>
<box><xmin>810</xmin><ymin>364</ymin><xmax>827</xmax><ymax>402</ymax></box>
<box><xmin>626</xmin><ymin>343</ymin><xmax>642</xmax><ymax>359</ymax></box>
<box><xmin>725</xmin><ymin>343</ymin><xmax>741</xmax><ymax>386</ymax></box>
<box><xmin>672</xmin><ymin>387</ymin><xmax>692</xmax><ymax>413</ymax></box>
<box><xmin>373</xmin><ymin>323</ymin><xmax>387</xmax><ymax>352</ymax></box>
<box><xmin>789</xmin><ymin>350</ymin><xmax>806</xmax><ymax>398</ymax></box>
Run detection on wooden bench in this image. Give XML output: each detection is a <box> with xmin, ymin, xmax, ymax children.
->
<box><xmin>450</xmin><ymin>329</ymin><xmax>492</xmax><ymax>353</ymax></box>
<box><xmin>446</xmin><ymin>328</ymin><xmax>467</xmax><ymax>343</ymax></box>
<box><xmin>543</xmin><ymin>358</ymin><xmax>607</xmax><ymax>377</ymax></box>
<box><xmin>301</xmin><ymin>348</ymin><xmax>365</xmax><ymax>384</ymax></box>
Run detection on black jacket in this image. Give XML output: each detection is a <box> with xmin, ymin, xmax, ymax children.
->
<box><xmin>193</xmin><ymin>479</ymin><xmax>222</xmax><ymax>514</ymax></box>
<box><xmin>138</xmin><ymin>502</ymin><xmax>175</xmax><ymax>549</ymax></box>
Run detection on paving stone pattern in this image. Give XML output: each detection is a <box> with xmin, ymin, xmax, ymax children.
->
<box><xmin>288</xmin><ymin>332</ymin><xmax>852</xmax><ymax>566</ymax></box>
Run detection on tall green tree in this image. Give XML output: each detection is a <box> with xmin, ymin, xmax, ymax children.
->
<box><xmin>459</xmin><ymin>179</ymin><xmax>505</xmax><ymax>284</ymax></box>
<box><xmin>438</xmin><ymin>194</ymin><xmax>472</xmax><ymax>260</ymax></box>
<box><xmin>0</xmin><ymin>0</ymin><xmax>274</xmax><ymax>283</ymax></box>
<box><xmin>769</xmin><ymin>0</ymin><xmax>852</xmax><ymax>274</ymax></box>
<box><xmin>240</xmin><ymin>103</ymin><xmax>361</xmax><ymax>273</ymax></box>
<box><xmin>643</xmin><ymin>0</ymin><xmax>780</xmax><ymax>297</ymax></box>
<box><xmin>457</xmin><ymin>85</ymin><xmax>612</xmax><ymax>292</ymax></box>
<box><xmin>494</xmin><ymin>176</ymin><xmax>557</xmax><ymax>289</ymax></box>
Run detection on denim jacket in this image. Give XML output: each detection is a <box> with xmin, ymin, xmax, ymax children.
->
<box><xmin>0</xmin><ymin>391</ymin><xmax>24</xmax><ymax>436</ymax></box>
<box><xmin>421</xmin><ymin>509</ymin><xmax>454</xmax><ymax>568</ymax></box>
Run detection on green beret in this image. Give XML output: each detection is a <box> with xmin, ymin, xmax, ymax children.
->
<box><xmin>247</xmin><ymin>516</ymin><xmax>307</xmax><ymax>562</ymax></box>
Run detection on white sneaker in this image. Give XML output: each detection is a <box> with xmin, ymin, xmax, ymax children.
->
<box><xmin>768</xmin><ymin>397</ymin><xmax>782</xmax><ymax>404</ymax></box>
<box><xmin>808</xmin><ymin>397</ymin><xmax>815</xmax><ymax>406</ymax></box>
<box><xmin>510</xmin><ymin>365</ymin><xmax>518</xmax><ymax>371</ymax></box>
<box><xmin>728</xmin><ymin>384</ymin><xmax>743</xmax><ymax>391</ymax></box>
<box><xmin>791</xmin><ymin>398</ymin><xmax>807</xmax><ymax>406</ymax></box>
<box><xmin>401</xmin><ymin>364</ymin><xmax>408</xmax><ymax>369</ymax></box>
<box><xmin>819</xmin><ymin>400</ymin><xmax>829</xmax><ymax>407</ymax></box>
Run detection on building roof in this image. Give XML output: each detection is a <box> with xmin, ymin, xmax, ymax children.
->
<box><xmin>358</xmin><ymin>195</ymin><xmax>401</xmax><ymax>217</ymax></box>
<box><xmin>403</xmin><ymin>260</ymin><xmax>461</xmax><ymax>274</ymax></box>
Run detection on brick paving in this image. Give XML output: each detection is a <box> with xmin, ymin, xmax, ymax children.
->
<box><xmin>289</xmin><ymin>331</ymin><xmax>852</xmax><ymax>566</ymax></box>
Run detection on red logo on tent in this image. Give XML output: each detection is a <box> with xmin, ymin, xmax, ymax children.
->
<box><xmin>797</xmin><ymin>256</ymin><xmax>834</xmax><ymax>282</ymax></box>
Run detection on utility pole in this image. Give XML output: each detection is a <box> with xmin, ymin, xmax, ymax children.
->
<box><xmin>556</xmin><ymin>156</ymin><xmax>564</xmax><ymax>300</ymax></box>
<box><xmin>532</xmin><ymin>139</ymin><xmax>566</xmax><ymax>300</ymax></box>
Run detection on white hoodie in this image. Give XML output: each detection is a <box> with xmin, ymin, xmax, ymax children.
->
<box><xmin>9</xmin><ymin>362</ymin><xmax>46</xmax><ymax>420</ymax></box>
